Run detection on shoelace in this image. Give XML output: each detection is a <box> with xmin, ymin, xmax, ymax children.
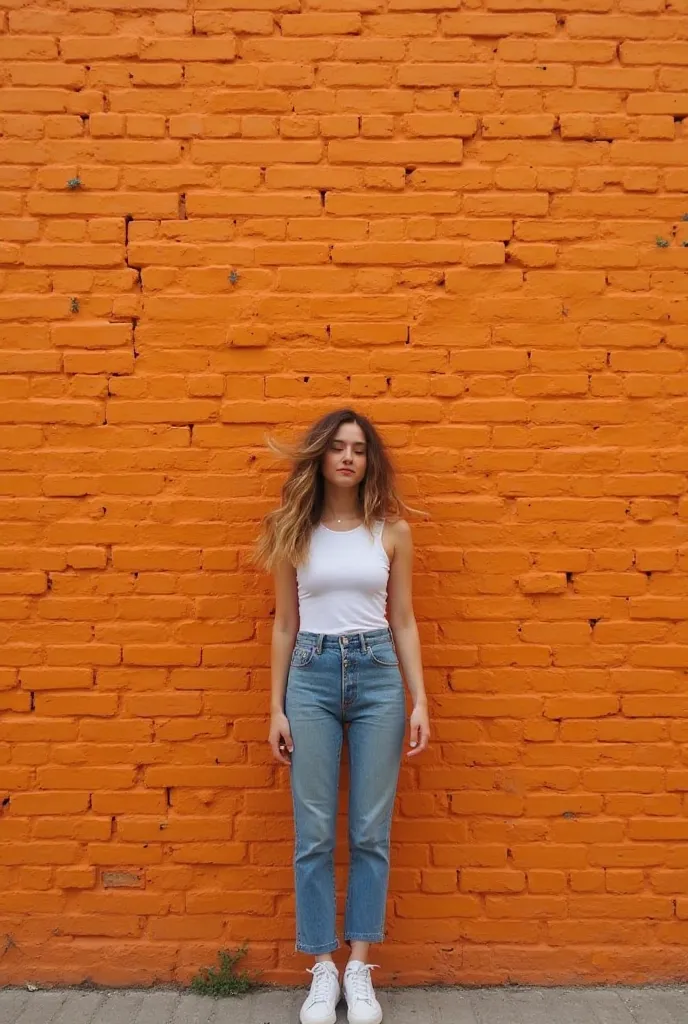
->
<box><xmin>346</xmin><ymin>963</ymin><xmax>380</xmax><ymax>1005</ymax></box>
<box><xmin>306</xmin><ymin>963</ymin><xmax>337</xmax><ymax>1006</ymax></box>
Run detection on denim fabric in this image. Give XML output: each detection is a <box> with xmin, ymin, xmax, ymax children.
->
<box><xmin>285</xmin><ymin>627</ymin><xmax>407</xmax><ymax>954</ymax></box>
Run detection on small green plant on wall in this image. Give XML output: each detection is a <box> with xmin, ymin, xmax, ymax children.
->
<box><xmin>190</xmin><ymin>944</ymin><xmax>261</xmax><ymax>997</ymax></box>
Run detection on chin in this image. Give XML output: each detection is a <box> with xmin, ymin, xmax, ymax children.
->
<box><xmin>328</xmin><ymin>474</ymin><xmax>360</xmax><ymax>488</ymax></box>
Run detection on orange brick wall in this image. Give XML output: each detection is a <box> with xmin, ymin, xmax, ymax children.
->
<box><xmin>1</xmin><ymin>0</ymin><xmax>688</xmax><ymax>990</ymax></box>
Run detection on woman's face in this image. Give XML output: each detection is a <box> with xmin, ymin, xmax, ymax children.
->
<box><xmin>321</xmin><ymin>421</ymin><xmax>367</xmax><ymax>491</ymax></box>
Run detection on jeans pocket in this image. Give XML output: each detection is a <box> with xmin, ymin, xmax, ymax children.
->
<box><xmin>368</xmin><ymin>642</ymin><xmax>398</xmax><ymax>667</ymax></box>
<box><xmin>291</xmin><ymin>645</ymin><xmax>315</xmax><ymax>668</ymax></box>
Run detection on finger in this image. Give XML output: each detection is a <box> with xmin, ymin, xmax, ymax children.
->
<box><xmin>407</xmin><ymin>727</ymin><xmax>429</xmax><ymax>757</ymax></box>
<box><xmin>282</xmin><ymin>729</ymin><xmax>294</xmax><ymax>754</ymax></box>
<box><xmin>409</xmin><ymin>722</ymin><xmax>420</xmax><ymax>749</ymax></box>
<box><xmin>272</xmin><ymin>741</ymin><xmax>291</xmax><ymax>765</ymax></box>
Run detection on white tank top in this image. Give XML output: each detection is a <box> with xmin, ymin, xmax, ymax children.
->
<box><xmin>296</xmin><ymin>520</ymin><xmax>389</xmax><ymax>634</ymax></box>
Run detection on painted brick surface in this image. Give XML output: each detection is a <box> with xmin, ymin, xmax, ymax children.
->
<box><xmin>1</xmin><ymin>0</ymin><xmax>688</xmax><ymax>990</ymax></box>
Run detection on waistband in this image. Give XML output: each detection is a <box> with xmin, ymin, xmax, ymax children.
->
<box><xmin>296</xmin><ymin>627</ymin><xmax>393</xmax><ymax>653</ymax></box>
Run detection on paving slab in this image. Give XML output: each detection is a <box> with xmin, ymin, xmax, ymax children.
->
<box><xmin>133</xmin><ymin>992</ymin><xmax>183</xmax><ymax>1024</ymax></box>
<box><xmin>169</xmin><ymin>994</ymin><xmax>218</xmax><ymax>1024</ymax></box>
<box><xmin>508</xmin><ymin>989</ymin><xmax>560</xmax><ymax>1024</ymax></box>
<box><xmin>94</xmin><ymin>992</ymin><xmax>147</xmax><ymax>1024</ymax></box>
<box><xmin>0</xmin><ymin>990</ymin><xmax>29</xmax><ymax>1023</ymax></box>
<box><xmin>619</xmin><ymin>988</ymin><xmax>688</xmax><ymax>1024</ymax></box>
<box><xmin>469</xmin><ymin>988</ymin><xmax>518</xmax><ymax>1024</ymax></box>
<box><xmin>49</xmin><ymin>992</ymin><xmax>106</xmax><ymax>1024</ymax></box>
<box><xmin>13</xmin><ymin>991</ymin><xmax>68</xmax><ymax>1024</ymax></box>
<box><xmin>579</xmin><ymin>990</ymin><xmax>636</xmax><ymax>1024</ymax></box>
<box><xmin>3</xmin><ymin>985</ymin><xmax>688</xmax><ymax>1024</ymax></box>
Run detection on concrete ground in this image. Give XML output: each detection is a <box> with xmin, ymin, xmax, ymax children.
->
<box><xmin>2</xmin><ymin>985</ymin><xmax>688</xmax><ymax>1023</ymax></box>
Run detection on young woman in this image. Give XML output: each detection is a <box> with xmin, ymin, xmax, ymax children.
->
<box><xmin>256</xmin><ymin>408</ymin><xmax>430</xmax><ymax>1024</ymax></box>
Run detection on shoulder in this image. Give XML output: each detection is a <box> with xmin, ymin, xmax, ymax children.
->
<box><xmin>384</xmin><ymin>517</ymin><xmax>411</xmax><ymax>539</ymax></box>
<box><xmin>382</xmin><ymin>517</ymin><xmax>412</xmax><ymax>558</ymax></box>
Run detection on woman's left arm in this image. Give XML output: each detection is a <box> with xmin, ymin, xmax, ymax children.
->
<box><xmin>387</xmin><ymin>519</ymin><xmax>430</xmax><ymax>758</ymax></box>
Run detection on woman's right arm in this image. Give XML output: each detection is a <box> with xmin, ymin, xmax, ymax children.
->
<box><xmin>269</xmin><ymin>559</ymin><xmax>299</xmax><ymax>764</ymax></box>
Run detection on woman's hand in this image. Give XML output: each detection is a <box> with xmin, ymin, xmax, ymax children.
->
<box><xmin>407</xmin><ymin>702</ymin><xmax>430</xmax><ymax>758</ymax></box>
<box><xmin>269</xmin><ymin>711</ymin><xmax>294</xmax><ymax>765</ymax></box>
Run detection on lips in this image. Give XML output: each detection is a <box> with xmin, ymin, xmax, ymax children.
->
<box><xmin>337</xmin><ymin>468</ymin><xmax>354</xmax><ymax>475</ymax></box>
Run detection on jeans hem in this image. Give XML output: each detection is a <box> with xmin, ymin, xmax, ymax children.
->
<box><xmin>344</xmin><ymin>933</ymin><xmax>384</xmax><ymax>943</ymax></box>
<box><xmin>296</xmin><ymin>939</ymin><xmax>341</xmax><ymax>954</ymax></box>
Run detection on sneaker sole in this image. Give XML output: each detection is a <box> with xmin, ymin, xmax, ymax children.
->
<box><xmin>300</xmin><ymin>1011</ymin><xmax>338</xmax><ymax>1024</ymax></box>
<box><xmin>347</xmin><ymin>1008</ymin><xmax>383</xmax><ymax>1024</ymax></box>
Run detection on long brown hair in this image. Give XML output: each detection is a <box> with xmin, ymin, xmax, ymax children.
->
<box><xmin>255</xmin><ymin>408</ymin><xmax>409</xmax><ymax>570</ymax></box>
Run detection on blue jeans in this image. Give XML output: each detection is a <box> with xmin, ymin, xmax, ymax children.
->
<box><xmin>285</xmin><ymin>627</ymin><xmax>407</xmax><ymax>954</ymax></box>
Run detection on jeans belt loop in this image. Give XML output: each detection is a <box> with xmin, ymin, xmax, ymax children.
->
<box><xmin>359</xmin><ymin>631</ymin><xmax>367</xmax><ymax>653</ymax></box>
<box><xmin>316</xmin><ymin>633</ymin><xmax>324</xmax><ymax>655</ymax></box>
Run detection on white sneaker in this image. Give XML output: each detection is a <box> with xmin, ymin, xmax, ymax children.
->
<box><xmin>300</xmin><ymin>961</ymin><xmax>341</xmax><ymax>1024</ymax></box>
<box><xmin>343</xmin><ymin>961</ymin><xmax>383</xmax><ymax>1024</ymax></box>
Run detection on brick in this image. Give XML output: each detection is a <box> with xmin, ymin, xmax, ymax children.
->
<box><xmin>281</xmin><ymin>14</ymin><xmax>362</xmax><ymax>35</ymax></box>
<box><xmin>577</xmin><ymin>66</ymin><xmax>655</xmax><ymax>89</ymax></box>
<box><xmin>396</xmin><ymin>894</ymin><xmax>481</xmax><ymax>917</ymax></box>
<box><xmin>460</xmin><ymin>869</ymin><xmax>526</xmax><ymax>893</ymax></box>
<box><xmin>486</xmin><ymin>895</ymin><xmax>565</xmax><ymax>918</ymax></box>
<box><xmin>442</xmin><ymin>13</ymin><xmax>557</xmax><ymax>34</ymax></box>
<box><xmin>24</xmin><ymin>244</ymin><xmax>124</xmax><ymax>267</ymax></box>
<box><xmin>568</xmin><ymin>15</ymin><xmax>688</xmax><ymax>38</ymax></box>
<box><xmin>397</xmin><ymin>64</ymin><xmax>493</xmax><ymax>87</ymax></box>
<box><xmin>33</xmin><ymin>695</ymin><xmax>118</xmax><ymax>718</ymax></box>
<box><xmin>544</xmin><ymin>695</ymin><xmax>620</xmax><ymax>718</ymax></box>
<box><xmin>10</xmin><ymin>792</ymin><xmax>90</xmax><ymax>815</ymax></box>
<box><xmin>367</xmin><ymin>15</ymin><xmax>437</xmax><ymax>37</ymax></box>
<box><xmin>583</xmin><ymin>769</ymin><xmax>665</xmax><ymax>793</ymax></box>
<box><xmin>60</xmin><ymin>37</ymin><xmax>139</xmax><ymax>60</ymax></box>
<box><xmin>621</xmin><ymin>41</ymin><xmax>688</xmax><ymax>63</ymax></box>
<box><xmin>402</xmin><ymin>113</ymin><xmax>478</xmax><ymax>137</ymax></box>
<box><xmin>56</xmin><ymin>866</ymin><xmax>97</xmax><ymax>889</ymax></box>
<box><xmin>483</xmin><ymin>115</ymin><xmax>556</xmax><ymax>138</ymax></box>
<box><xmin>140</xmin><ymin>37</ymin><xmax>237</xmax><ymax>61</ymax></box>
<box><xmin>332</xmin><ymin>242</ymin><xmax>464</xmax><ymax>264</ymax></box>
<box><xmin>0</xmin><ymin>37</ymin><xmax>58</xmax><ymax>61</ymax></box>
<box><xmin>329</xmin><ymin>139</ymin><xmax>464</xmax><ymax>163</ymax></box>
<box><xmin>569</xmin><ymin>895</ymin><xmax>674</xmax><ymax>918</ymax></box>
<box><xmin>496</xmin><ymin>66</ymin><xmax>574</xmax><ymax>88</ymax></box>
<box><xmin>192</xmin><ymin>140</ymin><xmax>322</xmax><ymax>163</ymax></box>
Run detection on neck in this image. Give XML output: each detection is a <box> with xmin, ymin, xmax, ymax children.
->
<box><xmin>322</xmin><ymin>486</ymin><xmax>360</xmax><ymax>521</ymax></box>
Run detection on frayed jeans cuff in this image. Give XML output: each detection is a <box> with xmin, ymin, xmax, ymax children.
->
<box><xmin>296</xmin><ymin>938</ymin><xmax>341</xmax><ymax>954</ymax></box>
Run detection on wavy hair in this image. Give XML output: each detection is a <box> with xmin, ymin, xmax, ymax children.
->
<box><xmin>255</xmin><ymin>408</ymin><xmax>410</xmax><ymax>570</ymax></box>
